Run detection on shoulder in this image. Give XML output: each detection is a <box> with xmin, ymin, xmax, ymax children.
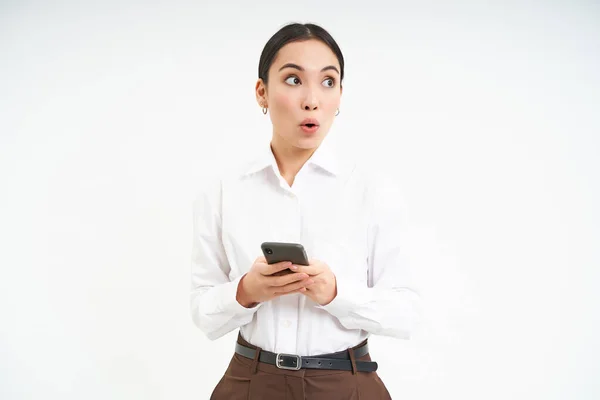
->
<box><xmin>192</xmin><ymin>157</ymin><xmax>254</xmax><ymax>209</ymax></box>
<box><xmin>348</xmin><ymin>158</ymin><xmax>409</xmax><ymax>224</ymax></box>
<box><xmin>350</xmin><ymin>158</ymin><xmax>403</xmax><ymax>197</ymax></box>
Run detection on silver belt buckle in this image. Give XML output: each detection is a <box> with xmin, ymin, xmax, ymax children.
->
<box><xmin>275</xmin><ymin>353</ymin><xmax>302</xmax><ymax>370</ymax></box>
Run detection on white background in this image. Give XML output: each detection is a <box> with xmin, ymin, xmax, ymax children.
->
<box><xmin>1</xmin><ymin>1</ymin><xmax>599</xmax><ymax>399</ymax></box>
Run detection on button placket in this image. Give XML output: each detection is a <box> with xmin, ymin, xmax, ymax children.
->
<box><xmin>275</xmin><ymin>191</ymin><xmax>301</xmax><ymax>353</ymax></box>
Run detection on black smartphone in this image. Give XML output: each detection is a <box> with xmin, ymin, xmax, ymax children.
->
<box><xmin>261</xmin><ymin>242</ymin><xmax>309</xmax><ymax>275</ymax></box>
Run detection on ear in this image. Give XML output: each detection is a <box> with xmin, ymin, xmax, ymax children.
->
<box><xmin>255</xmin><ymin>79</ymin><xmax>268</xmax><ymax>107</ymax></box>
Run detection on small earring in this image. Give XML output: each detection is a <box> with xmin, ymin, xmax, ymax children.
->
<box><xmin>335</xmin><ymin>108</ymin><xmax>340</xmax><ymax>116</ymax></box>
<box><xmin>262</xmin><ymin>105</ymin><xmax>268</xmax><ymax>115</ymax></box>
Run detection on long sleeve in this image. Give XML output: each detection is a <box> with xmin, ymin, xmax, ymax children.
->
<box><xmin>319</xmin><ymin>174</ymin><xmax>422</xmax><ymax>339</ymax></box>
<box><xmin>189</xmin><ymin>177</ymin><xmax>262</xmax><ymax>340</ymax></box>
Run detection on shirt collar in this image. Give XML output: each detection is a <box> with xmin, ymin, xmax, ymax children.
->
<box><xmin>242</xmin><ymin>136</ymin><xmax>342</xmax><ymax>177</ymax></box>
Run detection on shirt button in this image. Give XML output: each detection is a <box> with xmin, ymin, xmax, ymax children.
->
<box><xmin>282</xmin><ymin>320</ymin><xmax>291</xmax><ymax>328</ymax></box>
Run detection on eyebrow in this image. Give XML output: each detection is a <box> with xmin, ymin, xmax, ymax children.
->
<box><xmin>278</xmin><ymin>63</ymin><xmax>340</xmax><ymax>75</ymax></box>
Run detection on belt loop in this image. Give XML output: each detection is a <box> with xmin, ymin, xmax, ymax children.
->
<box><xmin>251</xmin><ymin>346</ymin><xmax>261</xmax><ymax>374</ymax></box>
<box><xmin>348</xmin><ymin>347</ymin><xmax>358</xmax><ymax>375</ymax></box>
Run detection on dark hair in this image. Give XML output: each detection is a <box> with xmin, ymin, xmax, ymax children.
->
<box><xmin>258</xmin><ymin>23</ymin><xmax>345</xmax><ymax>86</ymax></box>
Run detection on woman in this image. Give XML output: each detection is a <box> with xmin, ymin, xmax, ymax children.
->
<box><xmin>190</xmin><ymin>22</ymin><xmax>421</xmax><ymax>399</ymax></box>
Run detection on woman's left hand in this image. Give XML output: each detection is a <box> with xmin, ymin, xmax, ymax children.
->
<box><xmin>294</xmin><ymin>259</ymin><xmax>337</xmax><ymax>306</ymax></box>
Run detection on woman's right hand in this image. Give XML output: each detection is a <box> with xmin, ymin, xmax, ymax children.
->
<box><xmin>236</xmin><ymin>256</ymin><xmax>313</xmax><ymax>308</ymax></box>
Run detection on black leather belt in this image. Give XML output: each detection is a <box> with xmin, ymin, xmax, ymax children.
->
<box><xmin>234</xmin><ymin>341</ymin><xmax>378</xmax><ymax>372</ymax></box>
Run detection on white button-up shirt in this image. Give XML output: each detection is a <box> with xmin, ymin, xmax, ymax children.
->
<box><xmin>190</xmin><ymin>137</ymin><xmax>421</xmax><ymax>356</ymax></box>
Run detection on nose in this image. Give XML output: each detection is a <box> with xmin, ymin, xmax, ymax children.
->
<box><xmin>301</xmin><ymin>86</ymin><xmax>319</xmax><ymax>111</ymax></box>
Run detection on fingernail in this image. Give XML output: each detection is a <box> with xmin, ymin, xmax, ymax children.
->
<box><xmin>307</xmin><ymin>279</ymin><xmax>314</xmax><ymax>285</ymax></box>
<box><xmin>290</xmin><ymin>265</ymin><xmax>298</xmax><ymax>270</ymax></box>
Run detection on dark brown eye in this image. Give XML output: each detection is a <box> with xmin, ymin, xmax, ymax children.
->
<box><xmin>323</xmin><ymin>78</ymin><xmax>335</xmax><ymax>87</ymax></box>
<box><xmin>285</xmin><ymin>76</ymin><xmax>301</xmax><ymax>85</ymax></box>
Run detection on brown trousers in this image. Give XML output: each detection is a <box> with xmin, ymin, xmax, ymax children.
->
<box><xmin>210</xmin><ymin>333</ymin><xmax>392</xmax><ymax>399</ymax></box>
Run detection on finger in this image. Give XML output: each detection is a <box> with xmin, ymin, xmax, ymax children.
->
<box><xmin>274</xmin><ymin>286</ymin><xmax>307</xmax><ymax>297</ymax></box>
<box><xmin>273</xmin><ymin>278</ymin><xmax>314</xmax><ymax>295</ymax></box>
<box><xmin>268</xmin><ymin>272</ymin><xmax>309</xmax><ymax>288</ymax></box>
<box><xmin>258</xmin><ymin>260</ymin><xmax>293</xmax><ymax>275</ymax></box>
<box><xmin>292</xmin><ymin>265</ymin><xmax>321</xmax><ymax>275</ymax></box>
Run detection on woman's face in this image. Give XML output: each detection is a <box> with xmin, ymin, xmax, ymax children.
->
<box><xmin>256</xmin><ymin>39</ymin><xmax>342</xmax><ymax>150</ymax></box>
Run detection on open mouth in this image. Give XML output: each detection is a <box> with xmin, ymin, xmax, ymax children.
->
<box><xmin>300</xmin><ymin>118</ymin><xmax>320</xmax><ymax>128</ymax></box>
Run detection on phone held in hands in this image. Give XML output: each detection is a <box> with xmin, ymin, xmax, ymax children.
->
<box><xmin>261</xmin><ymin>242</ymin><xmax>309</xmax><ymax>276</ymax></box>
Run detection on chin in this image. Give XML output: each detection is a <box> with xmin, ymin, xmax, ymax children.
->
<box><xmin>295</xmin><ymin>136</ymin><xmax>323</xmax><ymax>149</ymax></box>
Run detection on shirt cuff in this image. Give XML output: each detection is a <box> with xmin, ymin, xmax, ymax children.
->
<box><xmin>220</xmin><ymin>274</ymin><xmax>263</xmax><ymax>315</ymax></box>
<box><xmin>317</xmin><ymin>275</ymin><xmax>369</xmax><ymax>319</ymax></box>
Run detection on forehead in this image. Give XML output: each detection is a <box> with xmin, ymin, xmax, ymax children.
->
<box><xmin>271</xmin><ymin>39</ymin><xmax>340</xmax><ymax>72</ymax></box>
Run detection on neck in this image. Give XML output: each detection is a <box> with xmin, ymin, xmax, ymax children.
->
<box><xmin>270</xmin><ymin>135</ymin><xmax>318</xmax><ymax>185</ymax></box>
